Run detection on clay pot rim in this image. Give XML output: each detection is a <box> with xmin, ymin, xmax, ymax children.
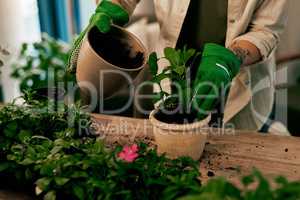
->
<box><xmin>86</xmin><ymin>24</ymin><xmax>148</xmax><ymax>72</ymax></box>
<box><xmin>149</xmin><ymin>109</ymin><xmax>211</xmax><ymax>132</ymax></box>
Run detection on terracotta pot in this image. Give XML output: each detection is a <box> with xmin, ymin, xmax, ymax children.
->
<box><xmin>149</xmin><ymin>109</ymin><xmax>211</xmax><ymax>160</ymax></box>
<box><xmin>76</xmin><ymin>25</ymin><xmax>148</xmax><ymax>104</ymax></box>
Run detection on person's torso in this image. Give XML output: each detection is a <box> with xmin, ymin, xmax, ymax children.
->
<box><xmin>176</xmin><ymin>0</ymin><xmax>228</xmax><ymax>50</ymax></box>
<box><xmin>152</xmin><ymin>0</ymin><xmax>276</xmax><ymax>130</ymax></box>
<box><xmin>153</xmin><ymin>0</ymin><xmax>261</xmax><ymax>49</ymax></box>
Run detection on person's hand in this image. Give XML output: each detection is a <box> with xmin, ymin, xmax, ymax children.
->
<box><xmin>192</xmin><ymin>43</ymin><xmax>241</xmax><ymax>119</ymax></box>
<box><xmin>92</xmin><ymin>0</ymin><xmax>129</xmax><ymax>33</ymax></box>
<box><xmin>67</xmin><ymin>0</ymin><xmax>129</xmax><ymax>73</ymax></box>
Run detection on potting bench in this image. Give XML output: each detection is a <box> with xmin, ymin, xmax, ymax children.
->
<box><xmin>1</xmin><ymin>113</ymin><xmax>300</xmax><ymax>199</ymax></box>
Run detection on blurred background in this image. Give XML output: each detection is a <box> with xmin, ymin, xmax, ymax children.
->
<box><xmin>0</xmin><ymin>0</ymin><xmax>299</xmax><ymax>134</ymax></box>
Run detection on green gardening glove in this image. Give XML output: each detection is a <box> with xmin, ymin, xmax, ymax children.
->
<box><xmin>191</xmin><ymin>43</ymin><xmax>242</xmax><ymax>119</ymax></box>
<box><xmin>67</xmin><ymin>0</ymin><xmax>129</xmax><ymax>73</ymax></box>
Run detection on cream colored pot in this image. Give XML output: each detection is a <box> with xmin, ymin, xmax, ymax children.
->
<box><xmin>76</xmin><ymin>25</ymin><xmax>148</xmax><ymax>105</ymax></box>
<box><xmin>149</xmin><ymin>110</ymin><xmax>211</xmax><ymax>160</ymax></box>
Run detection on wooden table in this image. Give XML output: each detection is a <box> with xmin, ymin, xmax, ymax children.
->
<box><xmin>92</xmin><ymin>114</ymin><xmax>300</xmax><ymax>183</ymax></box>
<box><xmin>1</xmin><ymin>114</ymin><xmax>300</xmax><ymax>199</ymax></box>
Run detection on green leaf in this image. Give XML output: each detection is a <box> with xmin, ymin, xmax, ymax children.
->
<box><xmin>178</xmin><ymin>193</ymin><xmax>221</xmax><ymax>200</ymax></box>
<box><xmin>36</xmin><ymin>177</ymin><xmax>52</xmax><ymax>191</ymax></box>
<box><xmin>182</xmin><ymin>48</ymin><xmax>196</xmax><ymax>64</ymax></box>
<box><xmin>19</xmin><ymin>158</ymin><xmax>35</xmax><ymax>165</ymax></box>
<box><xmin>180</xmin><ymin>87</ymin><xmax>192</xmax><ymax>108</ymax></box>
<box><xmin>275</xmin><ymin>176</ymin><xmax>288</xmax><ymax>186</ymax></box>
<box><xmin>242</xmin><ymin>175</ymin><xmax>254</xmax><ymax>187</ymax></box>
<box><xmin>200</xmin><ymin>178</ymin><xmax>241</xmax><ymax>199</ymax></box>
<box><xmin>70</xmin><ymin>171</ymin><xmax>89</xmax><ymax>178</ymax></box>
<box><xmin>0</xmin><ymin>162</ymin><xmax>11</xmax><ymax>172</ymax></box>
<box><xmin>25</xmin><ymin>168</ymin><xmax>33</xmax><ymax>180</ymax></box>
<box><xmin>17</xmin><ymin>130</ymin><xmax>32</xmax><ymax>142</ymax></box>
<box><xmin>49</xmin><ymin>146</ymin><xmax>62</xmax><ymax>155</ymax></box>
<box><xmin>4</xmin><ymin>121</ymin><xmax>18</xmax><ymax>138</ymax></box>
<box><xmin>251</xmin><ymin>169</ymin><xmax>273</xmax><ymax>199</ymax></box>
<box><xmin>148</xmin><ymin>52</ymin><xmax>159</xmax><ymax>76</ymax></box>
<box><xmin>44</xmin><ymin>190</ymin><xmax>56</xmax><ymax>200</ymax></box>
<box><xmin>173</xmin><ymin>65</ymin><xmax>186</xmax><ymax>76</ymax></box>
<box><xmin>54</xmin><ymin>177</ymin><xmax>70</xmax><ymax>186</ymax></box>
<box><xmin>164</xmin><ymin>47</ymin><xmax>179</xmax><ymax>66</ymax></box>
<box><xmin>92</xmin><ymin>141</ymin><xmax>105</xmax><ymax>154</ymax></box>
<box><xmin>73</xmin><ymin>185</ymin><xmax>85</xmax><ymax>200</ymax></box>
<box><xmin>20</xmin><ymin>43</ymin><xmax>28</xmax><ymax>55</ymax></box>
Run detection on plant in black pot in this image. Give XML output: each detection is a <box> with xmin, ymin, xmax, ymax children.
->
<box><xmin>148</xmin><ymin>47</ymin><xmax>212</xmax><ymax>160</ymax></box>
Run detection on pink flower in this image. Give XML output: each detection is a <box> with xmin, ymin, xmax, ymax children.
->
<box><xmin>118</xmin><ymin>144</ymin><xmax>139</xmax><ymax>163</ymax></box>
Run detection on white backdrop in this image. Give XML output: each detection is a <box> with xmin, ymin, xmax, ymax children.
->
<box><xmin>0</xmin><ymin>0</ymin><xmax>41</xmax><ymax>102</ymax></box>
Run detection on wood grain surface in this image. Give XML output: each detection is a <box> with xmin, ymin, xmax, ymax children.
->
<box><xmin>91</xmin><ymin>114</ymin><xmax>300</xmax><ymax>182</ymax></box>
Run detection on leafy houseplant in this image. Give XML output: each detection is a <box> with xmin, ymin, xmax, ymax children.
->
<box><xmin>148</xmin><ymin>47</ymin><xmax>202</xmax><ymax>120</ymax></box>
<box><xmin>0</xmin><ymin>95</ymin><xmax>300</xmax><ymax>199</ymax></box>
<box><xmin>0</xmin><ymin>94</ymin><xmax>202</xmax><ymax>200</ymax></box>
<box><xmin>10</xmin><ymin>34</ymin><xmax>76</xmax><ymax>95</ymax></box>
<box><xmin>148</xmin><ymin>47</ymin><xmax>211</xmax><ymax>160</ymax></box>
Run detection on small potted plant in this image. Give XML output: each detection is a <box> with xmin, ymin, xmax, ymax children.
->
<box><xmin>148</xmin><ymin>47</ymin><xmax>211</xmax><ymax>160</ymax></box>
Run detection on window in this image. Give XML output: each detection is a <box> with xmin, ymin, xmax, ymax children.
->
<box><xmin>37</xmin><ymin>0</ymin><xmax>93</xmax><ymax>42</ymax></box>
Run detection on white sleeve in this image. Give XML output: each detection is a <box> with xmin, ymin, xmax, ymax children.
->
<box><xmin>119</xmin><ymin>0</ymin><xmax>141</xmax><ymax>15</ymax></box>
<box><xmin>230</xmin><ymin>0</ymin><xmax>288</xmax><ymax>60</ymax></box>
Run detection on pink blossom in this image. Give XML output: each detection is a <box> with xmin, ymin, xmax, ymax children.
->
<box><xmin>118</xmin><ymin>144</ymin><xmax>139</xmax><ymax>163</ymax></box>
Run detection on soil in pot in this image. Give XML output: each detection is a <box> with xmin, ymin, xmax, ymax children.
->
<box><xmin>89</xmin><ymin>26</ymin><xmax>144</xmax><ymax>69</ymax></box>
<box><xmin>154</xmin><ymin>109</ymin><xmax>198</xmax><ymax>124</ymax></box>
<box><xmin>155</xmin><ymin>98</ymin><xmax>201</xmax><ymax>124</ymax></box>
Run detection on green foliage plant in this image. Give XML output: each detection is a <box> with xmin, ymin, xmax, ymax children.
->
<box><xmin>148</xmin><ymin>47</ymin><xmax>202</xmax><ymax>121</ymax></box>
<box><xmin>0</xmin><ymin>93</ymin><xmax>299</xmax><ymax>199</ymax></box>
<box><xmin>0</xmin><ymin>93</ymin><xmax>202</xmax><ymax>200</ymax></box>
<box><xmin>11</xmin><ymin>34</ymin><xmax>75</xmax><ymax>93</ymax></box>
